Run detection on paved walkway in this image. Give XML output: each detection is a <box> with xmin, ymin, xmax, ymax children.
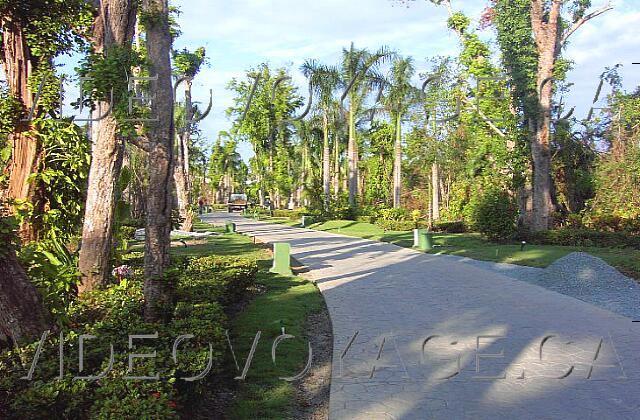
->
<box><xmin>203</xmin><ymin>214</ymin><xmax>640</xmax><ymax>420</ymax></box>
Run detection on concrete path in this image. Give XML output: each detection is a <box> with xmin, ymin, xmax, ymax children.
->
<box><xmin>203</xmin><ymin>214</ymin><xmax>640</xmax><ymax>420</ymax></box>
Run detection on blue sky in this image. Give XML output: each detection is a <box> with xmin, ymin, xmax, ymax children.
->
<box><xmin>54</xmin><ymin>0</ymin><xmax>640</xmax><ymax>161</ymax></box>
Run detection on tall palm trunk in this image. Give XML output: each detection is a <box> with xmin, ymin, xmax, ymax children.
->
<box><xmin>322</xmin><ymin>113</ymin><xmax>331</xmax><ymax>205</ymax></box>
<box><xmin>143</xmin><ymin>0</ymin><xmax>174</xmax><ymax>322</ymax></box>
<box><xmin>78</xmin><ymin>0</ymin><xmax>137</xmax><ymax>292</ymax></box>
<box><xmin>392</xmin><ymin>113</ymin><xmax>402</xmax><ymax>208</ymax></box>
<box><xmin>333</xmin><ymin>134</ymin><xmax>340</xmax><ymax>195</ymax></box>
<box><xmin>347</xmin><ymin>101</ymin><xmax>358</xmax><ymax>206</ymax></box>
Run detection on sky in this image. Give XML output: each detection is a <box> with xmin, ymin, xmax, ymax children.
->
<box><xmin>53</xmin><ymin>0</ymin><xmax>640</xmax><ymax>162</ymax></box>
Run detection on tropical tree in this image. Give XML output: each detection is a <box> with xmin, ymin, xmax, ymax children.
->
<box><xmin>339</xmin><ymin>43</ymin><xmax>394</xmax><ymax>207</ymax></box>
<box><xmin>140</xmin><ymin>0</ymin><xmax>175</xmax><ymax>322</ymax></box>
<box><xmin>227</xmin><ymin>64</ymin><xmax>302</xmax><ymax>207</ymax></box>
<box><xmin>77</xmin><ymin>0</ymin><xmax>138</xmax><ymax>293</ymax></box>
<box><xmin>0</xmin><ymin>0</ymin><xmax>92</xmax><ymax>342</ymax></box>
<box><xmin>301</xmin><ymin>60</ymin><xmax>341</xmax><ymax>206</ymax></box>
<box><xmin>172</xmin><ymin>46</ymin><xmax>209</xmax><ymax>231</ymax></box>
<box><xmin>382</xmin><ymin>56</ymin><xmax>417</xmax><ymax>207</ymax></box>
<box><xmin>491</xmin><ymin>0</ymin><xmax>613</xmax><ymax>230</ymax></box>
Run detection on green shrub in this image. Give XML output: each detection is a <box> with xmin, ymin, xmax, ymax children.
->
<box><xmin>18</xmin><ymin>239</ymin><xmax>80</xmax><ymax>325</ymax></box>
<box><xmin>433</xmin><ymin>220</ymin><xmax>466</xmax><ymax>233</ymax></box>
<box><xmin>177</xmin><ymin>255</ymin><xmax>258</xmax><ymax>304</ymax></box>
<box><xmin>466</xmin><ymin>188</ymin><xmax>518</xmax><ymax>241</ymax></box>
<box><xmin>0</xmin><ymin>253</ymin><xmax>256</xmax><ymax>419</ymax></box>
<box><xmin>582</xmin><ymin>213</ymin><xmax>640</xmax><ymax>236</ymax></box>
<box><xmin>521</xmin><ymin>228</ymin><xmax>640</xmax><ymax>249</ymax></box>
<box><xmin>209</xmin><ymin>203</ymin><xmax>228</xmax><ymax>211</ymax></box>
<box><xmin>118</xmin><ymin>225</ymin><xmax>137</xmax><ymax>240</ymax></box>
<box><xmin>321</xmin><ymin>193</ymin><xmax>356</xmax><ymax>220</ymax></box>
<box><xmin>378</xmin><ymin>207</ymin><xmax>408</xmax><ymax>221</ymax></box>
<box><xmin>271</xmin><ymin>208</ymin><xmax>308</xmax><ymax>220</ymax></box>
<box><xmin>375</xmin><ymin>219</ymin><xmax>416</xmax><ymax>231</ymax></box>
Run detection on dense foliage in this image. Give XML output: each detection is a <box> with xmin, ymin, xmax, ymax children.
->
<box><xmin>0</xmin><ymin>253</ymin><xmax>257</xmax><ymax>419</ymax></box>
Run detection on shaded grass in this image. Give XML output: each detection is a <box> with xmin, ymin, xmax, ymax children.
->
<box><xmin>228</xmin><ymin>270</ymin><xmax>324</xmax><ymax>419</ymax></box>
<box><xmin>125</xmin><ymin>218</ymin><xmax>327</xmax><ymax>417</ymax></box>
<box><xmin>305</xmin><ymin>219</ymin><xmax>640</xmax><ymax>279</ymax></box>
<box><xmin>187</xmin><ymin>218</ymin><xmax>325</xmax><ymax>418</ymax></box>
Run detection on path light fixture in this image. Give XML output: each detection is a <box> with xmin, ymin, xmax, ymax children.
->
<box><xmin>520</xmin><ymin>241</ymin><xmax>527</xmax><ymax>251</ymax></box>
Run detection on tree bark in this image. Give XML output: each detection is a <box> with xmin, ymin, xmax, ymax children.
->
<box><xmin>347</xmin><ymin>103</ymin><xmax>358</xmax><ymax>207</ymax></box>
<box><xmin>528</xmin><ymin>0</ymin><xmax>561</xmax><ymax>231</ymax></box>
<box><xmin>173</xmin><ymin>79</ymin><xmax>193</xmax><ymax>232</ymax></box>
<box><xmin>0</xmin><ymin>16</ymin><xmax>53</xmax><ymax>343</ymax></box>
<box><xmin>78</xmin><ymin>0</ymin><xmax>137</xmax><ymax>292</ymax></box>
<box><xmin>322</xmin><ymin>113</ymin><xmax>331</xmax><ymax>206</ymax></box>
<box><xmin>393</xmin><ymin>113</ymin><xmax>402</xmax><ymax>208</ymax></box>
<box><xmin>142</xmin><ymin>0</ymin><xmax>175</xmax><ymax>323</ymax></box>
<box><xmin>0</xmin><ymin>250</ymin><xmax>52</xmax><ymax>346</ymax></box>
<box><xmin>333</xmin><ymin>134</ymin><xmax>340</xmax><ymax>195</ymax></box>
<box><xmin>431</xmin><ymin>161</ymin><xmax>440</xmax><ymax>221</ymax></box>
<box><xmin>0</xmin><ymin>17</ymin><xmax>44</xmax><ymax>242</ymax></box>
<box><xmin>79</xmin><ymin>116</ymin><xmax>125</xmax><ymax>291</ymax></box>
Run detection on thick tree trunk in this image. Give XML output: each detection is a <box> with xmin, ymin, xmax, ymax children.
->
<box><xmin>528</xmin><ymin>0</ymin><xmax>561</xmax><ymax>231</ymax></box>
<box><xmin>1</xmin><ymin>18</ymin><xmax>44</xmax><ymax>242</ymax></box>
<box><xmin>78</xmin><ymin>116</ymin><xmax>124</xmax><ymax>292</ymax></box>
<box><xmin>322</xmin><ymin>113</ymin><xmax>331</xmax><ymax>205</ymax></box>
<box><xmin>143</xmin><ymin>0</ymin><xmax>175</xmax><ymax>323</ymax></box>
<box><xmin>431</xmin><ymin>161</ymin><xmax>440</xmax><ymax>221</ymax></box>
<box><xmin>347</xmin><ymin>105</ymin><xmax>358</xmax><ymax>207</ymax></box>
<box><xmin>173</xmin><ymin>79</ymin><xmax>193</xmax><ymax>232</ymax></box>
<box><xmin>78</xmin><ymin>0</ymin><xmax>137</xmax><ymax>292</ymax></box>
<box><xmin>392</xmin><ymin>114</ymin><xmax>402</xmax><ymax>208</ymax></box>
<box><xmin>0</xmin><ymin>250</ymin><xmax>52</xmax><ymax>346</ymax></box>
<box><xmin>0</xmin><ymin>17</ymin><xmax>53</xmax><ymax>341</ymax></box>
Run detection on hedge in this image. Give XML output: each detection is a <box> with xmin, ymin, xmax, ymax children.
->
<box><xmin>375</xmin><ymin>219</ymin><xmax>417</xmax><ymax>231</ymax></box>
<box><xmin>432</xmin><ymin>220</ymin><xmax>466</xmax><ymax>233</ymax></box>
<box><xmin>521</xmin><ymin>228</ymin><xmax>640</xmax><ymax>249</ymax></box>
<box><xmin>271</xmin><ymin>208</ymin><xmax>308</xmax><ymax>220</ymax></box>
<box><xmin>0</xmin><ymin>255</ymin><xmax>257</xmax><ymax>419</ymax></box>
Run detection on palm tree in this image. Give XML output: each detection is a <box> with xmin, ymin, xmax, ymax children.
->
<box><xmin>339</xmin><ymin>43</ymin><xmax>394</xmax><ymax>207</ymax></box>
<box><xmin>301</xmin><ymin>60</ymin><xmax>341</xmax><ymax>207</ymax></box>
<box><xmin>382</xmin><ymin>56</ymin><xmax>417</xmax><ymax>208</ymax></box>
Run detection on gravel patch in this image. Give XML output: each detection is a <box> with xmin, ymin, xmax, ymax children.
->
<box><xmin>532</xmin><ymin>252</ymin><xmax>640</xmax><ymax>319</ymax></box>
<box><xmin>436</xmin><ymin>251</ymin><xmax>640</xmax><ymax>320</ymax></box>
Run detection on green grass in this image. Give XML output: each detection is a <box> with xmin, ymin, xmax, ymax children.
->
<box><xmin>304</xmin><ymin>219</ymin><xmax>640</xmax><ymax>279</ymax></box>
<box><xmin>154</xmin><ymin>218</ymin><xmax>326</xmax><ymax>418</ymax></box>
<box><xmin>228</xmin><ymin>268</ymin><xmax>324</xmax><ymax>419</ymax></box>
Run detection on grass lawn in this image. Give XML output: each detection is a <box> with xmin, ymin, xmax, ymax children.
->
<box><xmin>227</xmin><ymin>262</ymin><xmax>324</xmax><ymax>419</ymax></box>
<box><xmin>132</xmin><ymin>218</ymin><xmax>326</xmax><ymax>418</ymax></box>
<box><xmin>304</xmin><ymin>219</ymin><xmax>640</xmax><ymax>279</ymax></box>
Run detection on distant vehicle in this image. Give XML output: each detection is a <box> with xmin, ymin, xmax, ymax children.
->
<box><xmin>228</xmin><ymin>193</ymin><xmax>248</xmax><ymax>212</ymax></box>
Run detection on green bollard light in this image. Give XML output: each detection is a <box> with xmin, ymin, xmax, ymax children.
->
<box><xmin>225</xmin><ymin>221</ymin><xmax>236</xmax><ymax>233</ymax></box>
<box><xmin>269</xmin><ymin>242</ymin><xmax>293</xmax><ymax>276</ymax></box>
<box><xmin>417</xmin><ymin>229</ymin><xmax>433</xmax><ymax>251</ymax></box>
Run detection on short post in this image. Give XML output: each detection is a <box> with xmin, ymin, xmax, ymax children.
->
<box><xmin>270</xmin><ymin>242</ymin><xmax>293</xmax><ymax>276</ymax></box>
<box><xmin>416</xmin><ymin>229</ymin><xmax>433</xmax><ymax>251</ymax></box>
<box><xmin>301</xmin><ymin>215</ymin><xmax>313</xmax><ymax>228</ymax></box>
<box><xmin>413</xmin><ymin>228</ymin><xmax>420</xmax><ymax>248</ymax></box>
<box><xmin>225</xmin><ymin>221</ymin><xmax>236</xmax><ymax>233</ymax></box>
